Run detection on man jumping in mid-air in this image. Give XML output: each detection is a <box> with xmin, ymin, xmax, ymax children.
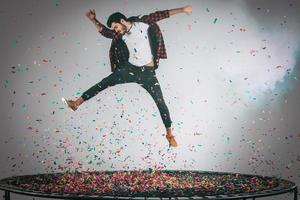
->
<box><xmin>65</xmin><ymin>5</ymin><xmax>193</xmax><ymax>147</ymax></box>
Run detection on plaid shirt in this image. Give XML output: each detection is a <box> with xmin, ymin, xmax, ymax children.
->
<box><xmin>99</xmin><ymin>10</ymin><xmax>170</xmax><ymax>72</ymax></box>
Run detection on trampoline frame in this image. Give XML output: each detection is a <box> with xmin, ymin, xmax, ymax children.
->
<box><xmin>0</xmin><ymin>170</ymin><xmax>298</xmax><ymax>200</ymax></box>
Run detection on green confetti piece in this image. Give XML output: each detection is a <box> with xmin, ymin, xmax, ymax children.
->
<box><xmin>116</xmin><ymin>97</ymin><xmax>123</xmax><ymax>103</ymax></box>
<box><xmin>15</xmin><ymin>66</ymin><xmax>30</xmax><ymax>73</ymax></box>
<box><xmin>213</xmin><ymin>18</ymin><xmax>218</xmax><ymax>24</ymax></box>
<box><xmin>4</xmin><ymin>80</ymin><xmax>9</xmax><ymax>87</ymax></box>
<box><xmin>10</xmin><ymin>40</ymin><xmax>17</xmax><ymax>45</ymax></box>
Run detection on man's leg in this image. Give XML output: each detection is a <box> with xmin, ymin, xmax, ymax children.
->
<box><xmin>66</xmin><ymin>67</ymin><xmax>132</xmax><ymax>110</ymax></box>
<box><xmin>138</xmin><ymin>70</ymin><xmax>177</xmax><ymax>147</ymax></box>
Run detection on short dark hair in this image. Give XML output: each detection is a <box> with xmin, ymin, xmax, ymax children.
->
<box><xmin>107</xmin><ymin>12</ymin><xmax>127</xmax><ymax>28</ymax></box>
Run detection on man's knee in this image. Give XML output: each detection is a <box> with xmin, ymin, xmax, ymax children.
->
<box><xmin>98</xmin><ymin>75</ymin><xmax>117</xmax><ymax>88</ymax></box>
<box><xmin>155</xmin><ymin>97</ymin><xmax>168</xmax><ymax>109</ymax></box>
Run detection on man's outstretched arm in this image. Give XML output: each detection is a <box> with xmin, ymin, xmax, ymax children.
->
<box><xmin>141</xmin><ymin>5</ymin><xmax>192</xmax><ymax>23</ymax></box>
<box><xmin>169</xmin><ymin>5</ymin><xmax>192</xmax><ymax>16</ymax></box>
<box><xmin>86</xmin><ymin>9</ymin><xmax>115</xmax><ymax>39</ymax></box>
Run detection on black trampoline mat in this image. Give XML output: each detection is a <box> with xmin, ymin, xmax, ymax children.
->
<box><xmin>0</xmin><ymin>170</ymin><xmax>297</xmax><ymax>199</ymax></box>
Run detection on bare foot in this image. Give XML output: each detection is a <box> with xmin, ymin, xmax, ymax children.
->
<box><xmin>64</xmin><ymin>99</ymin><xmax>77</xmax><ymax>111</ymax></box>
<box><xmin>166</xmin><ymin>128</ymin><xmax>178</xmax><ymax>147</ymax></box>
<box><xmin>63</xmin><ymin>97</ymin><xmax>84</xmax><ymax>111</ymax></box>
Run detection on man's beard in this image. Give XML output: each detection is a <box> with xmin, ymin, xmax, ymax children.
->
<box><xmin>120</xmin><ymin>24</ymin><xmax>127</xmax><ymax>35</ymax></box>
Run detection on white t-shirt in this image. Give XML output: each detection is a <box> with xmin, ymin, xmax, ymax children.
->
<box><xmin>122</xmin><ymin>22</ymin><xmax>153</xmax><ymax>67</ymax></box>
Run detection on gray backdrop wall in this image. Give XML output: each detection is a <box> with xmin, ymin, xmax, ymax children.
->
<box><xmin>0</xmin><ymin>0</ymin><xmax>299</xmax><ymax>199</ymax></box>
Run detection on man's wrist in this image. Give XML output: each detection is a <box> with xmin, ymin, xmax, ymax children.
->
<box><xmin>169</xmin><ymin>7</ymin><xmax>187</xmax><ymax>16</ymax></box>
<box><xmin>91</xmin><ymin>18</ymin><xmax>100</xmax><ymax>25</ymax></box>
<box><xmin>181</xmin><ymin>7</ymin><xmax>186</xmax><ymax>13</ymax></box>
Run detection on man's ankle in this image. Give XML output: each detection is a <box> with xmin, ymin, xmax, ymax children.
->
<box><xmin>166</xmin><ymin>127</ymin><xmax>173</xmax><ymax>135</ymax></box>
<box><xmin>75</xmin><ymin>97</ymin><xmax>84</xmax><ymax>107</ymax></box>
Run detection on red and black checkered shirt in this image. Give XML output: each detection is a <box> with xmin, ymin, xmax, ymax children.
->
<box><xmin>99</xmin><ymin>10</ymin><xmax>170</xmax><ymax>72</ymax></box>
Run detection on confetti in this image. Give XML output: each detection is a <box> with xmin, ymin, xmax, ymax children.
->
<box><xmin>2</xmin><ymin>171</ymin><xmax>280</xmax><ymax>197</ymax></box>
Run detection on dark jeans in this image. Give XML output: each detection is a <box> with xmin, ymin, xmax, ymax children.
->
<box><xmin>81</xmin><ymin>63</ymin><xmax>172</xmax><ymax>128</ymax></box>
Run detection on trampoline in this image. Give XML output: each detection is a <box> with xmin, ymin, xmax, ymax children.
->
<box><xmin>0</xmin><ymin>170</ymin><xmax>298</xmax><ymax>200</ymax></box>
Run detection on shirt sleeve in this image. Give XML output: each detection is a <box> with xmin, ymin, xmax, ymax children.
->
<box><xmin>140</xmin><ymin>10</ymin><xmax>170</xmax><ymax>23</ymax></box>
<box><xmin>98</xmin><ymin>25</ymin><xmax>116</xmax><ymax>39</ymax></box>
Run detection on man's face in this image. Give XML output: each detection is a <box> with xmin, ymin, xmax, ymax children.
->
<box><xmin>111</xmin><ymin>21</ymin><xmax>127</xmax><ymax>35</ymax></box>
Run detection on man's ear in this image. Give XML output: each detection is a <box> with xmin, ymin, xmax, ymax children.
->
<box><xmin>120</xmin><ymin>18</ymin><xmax>126</xmax><ymax>24</ymax></box>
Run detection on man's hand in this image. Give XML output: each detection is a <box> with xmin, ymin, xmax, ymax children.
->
<box><xmin>86</xmin><ymin>9</ymin><xmax>96</xmax><ymax>21</ymax></box>
<box><xmin>85</xmin><ymin>9</ymin><xmax>105</xmax><ymax>33</ymax></box>
<box><xmin>183</xmin><ymin>5</ymin><xmax>192</xmax><ymax>15</ymax></box>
